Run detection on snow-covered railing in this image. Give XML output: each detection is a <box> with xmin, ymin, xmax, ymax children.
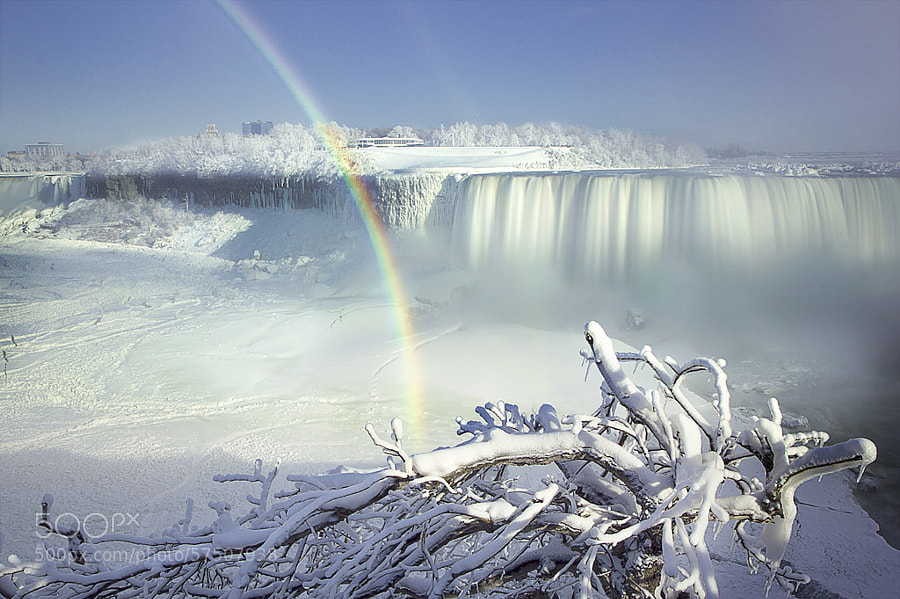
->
<box><xmin>0</xmin><ymin>322</ymin><xmax>875</xmax><ymax>598</ymax></box>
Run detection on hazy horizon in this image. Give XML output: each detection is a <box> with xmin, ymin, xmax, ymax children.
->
<box><xmin>2</xmin><ymin>0</ymin><xmax>899</xmax><ymax>156</ymax></box>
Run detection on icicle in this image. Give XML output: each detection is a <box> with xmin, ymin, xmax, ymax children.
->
<box><xmin>712</xmin><ymin>520</ymin><xmax>724</xmax><ymax>541</ymax></box>
<box><xmin>857</xmin><ymin>463</ymin><xmax>868</xmax><ymax>484</ymax></box>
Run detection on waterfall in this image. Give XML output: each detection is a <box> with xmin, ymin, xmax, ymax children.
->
<box><xmin>0</xmin><ymin>173</ymin><xmax>86</xmax><ymax>214</ymax></box>
<box><xmin>450</xmin><ymin>173</ymin><xmax>900</xmax><ymax>283</ymax></box>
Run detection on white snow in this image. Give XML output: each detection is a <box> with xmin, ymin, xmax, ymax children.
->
<box><xmin>356</xmin><ymin>146</ymin><xmax>566</xmax><ymax>173</ymax></box>
<box><xmin>1</xmin><ymin>195</ymin><xmax>898</xmax><ymax>597</ymax></box>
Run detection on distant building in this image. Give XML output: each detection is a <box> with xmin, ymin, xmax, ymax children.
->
<box><xmin>352</xmin><ymin>136</ymin><xmax>424</xmax><ymax>148</ymax></box>
<box><xmin>25</xmin><ymin>142</ymin><xmax>64</xmax><ymax>158</ymax></box>
<box><xmin>6</xmin><ymin>150</ymin><xmax>26</xmax><ymax>159</ymax></box>
<box><xmin>242</xmin><ymin>121</ymin><xmax>274</xmax><ymax>137</ymax></box>
<box><xmin>205</xmin><ymin>124</ymin><xmax>220</xmax><ymax>137</ymax></box>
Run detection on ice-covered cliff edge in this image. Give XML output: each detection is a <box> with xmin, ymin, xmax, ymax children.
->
<box><xmin>84</xmin><ymin>171</ymin><xmax>462</xmax><ymax>230</ymax></box>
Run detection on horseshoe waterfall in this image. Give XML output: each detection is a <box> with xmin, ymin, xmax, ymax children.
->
<box><xmin>448</xmin><ymin>173</ymin><xmax>900</xmax><ymax>284</ymax></box>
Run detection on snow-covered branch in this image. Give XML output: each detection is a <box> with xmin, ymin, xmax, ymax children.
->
<box><xmin>0</xmin><ymin>322</ymin><xmax>875</xmax><ymax>598</ymax></box>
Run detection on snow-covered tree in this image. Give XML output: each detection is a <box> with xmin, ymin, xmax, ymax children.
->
<box><xmin>389</xmin><ymin>125</ymin><xmax>419</xmax><ymax>139</ymax></box>
<box><xmin>420</xmin><ymin>122</ymin><xmax>704</xmax><ymax>168</ymax></box>
<box><xmin>14</xmin><ymin>121</ymin><xmax>704</xmax><ymax>180</ymax></box>
<box><xmin>0</xmin><ymin>152</ymin><xmax>89</xmax><ymax>174</ymax></box>
<box><xmin>0</xmin><ymin>322</ymin><xmax>874</xmax><ymax>598</ymax></box>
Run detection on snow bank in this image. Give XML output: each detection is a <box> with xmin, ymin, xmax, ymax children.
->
<box><xmin>358</xmin><ymin>146</ymin><xmax>575</xmax><ymax>172</ymax></box>
<box><xmin>730</xmin><ymin>154</ymin><xmax>900</xmax><ymax>177</ymax></box>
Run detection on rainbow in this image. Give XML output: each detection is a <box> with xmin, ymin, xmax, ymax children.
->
<box><xmin>217</xmin><ymin>0</ymin><xmax>425</xmax><ymax>445</ymax></box>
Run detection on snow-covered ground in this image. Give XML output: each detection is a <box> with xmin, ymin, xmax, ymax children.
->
<box><xmin>2</xmin><ymin>197</ymin><xmax>898</xmax><ymax>597</ymax></box>
<box><xmin>356</xmin><ymin>145</ymin><xmax>572</xmax><ymax>173</ymax></box>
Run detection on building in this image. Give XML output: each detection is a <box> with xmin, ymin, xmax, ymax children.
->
<box><xmin>25</xmin><ymin>142</ymin><xmax>64</xmax><ymax>158</ymax></box>
<box><xmin>352</xmin><ymin>136</ymin><xmax>425</xmax><ymax>148</ymax></box>
<box><xmin>205</xmin><ymin>124</ymin><xmax>220</xmax><ymax>137</ymax></box>
<box><xmin>242</xmin><ymin>120</ymin><xmax>274</xmax><ymax>136</ymax></box>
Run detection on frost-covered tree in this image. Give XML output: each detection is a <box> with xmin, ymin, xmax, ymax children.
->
<box><xmin>389</xmin><ymin>125</ymin><xmax>419</xmax><ymax>139</ymax></box>
<box><xmin>47</xmin><ymin>120</ymin><xmax>707</xmax><ymax>178</ymax></box>
<box><xmin>87</xmin><ymin>123</ymin><xmax>339</xmax><ymax>180</ymax></box>
<box><xmin>421</xmin><ymin>121</ymin><xmax>705</xmax><ymax>167</ymax></box>
<box><xmin>0</xmin><ymin>152</ymin><xmax>88</xmax><ymax>174</ymax></box>
<box><xmin>0</xmin><ymin>322</ymin><xmax>874</xmax><ymax>599</ymax></box>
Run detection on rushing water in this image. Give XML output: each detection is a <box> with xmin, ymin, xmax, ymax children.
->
<box><xmin>451</xmin><ymin>173</ymin><xmax>900</xmax><ymax>281</ymax></box>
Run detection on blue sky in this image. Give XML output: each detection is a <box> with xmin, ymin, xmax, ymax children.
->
<box><xmin>1</xmin><ymin>0</ymin><xmax>898</xmax><ymax>154</ymax></box>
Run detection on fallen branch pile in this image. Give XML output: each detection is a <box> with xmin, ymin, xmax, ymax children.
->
<box><xmin>0</xmin><ymin>321</ymin><xmax>876</xmax><ymax>598</ymax></box>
